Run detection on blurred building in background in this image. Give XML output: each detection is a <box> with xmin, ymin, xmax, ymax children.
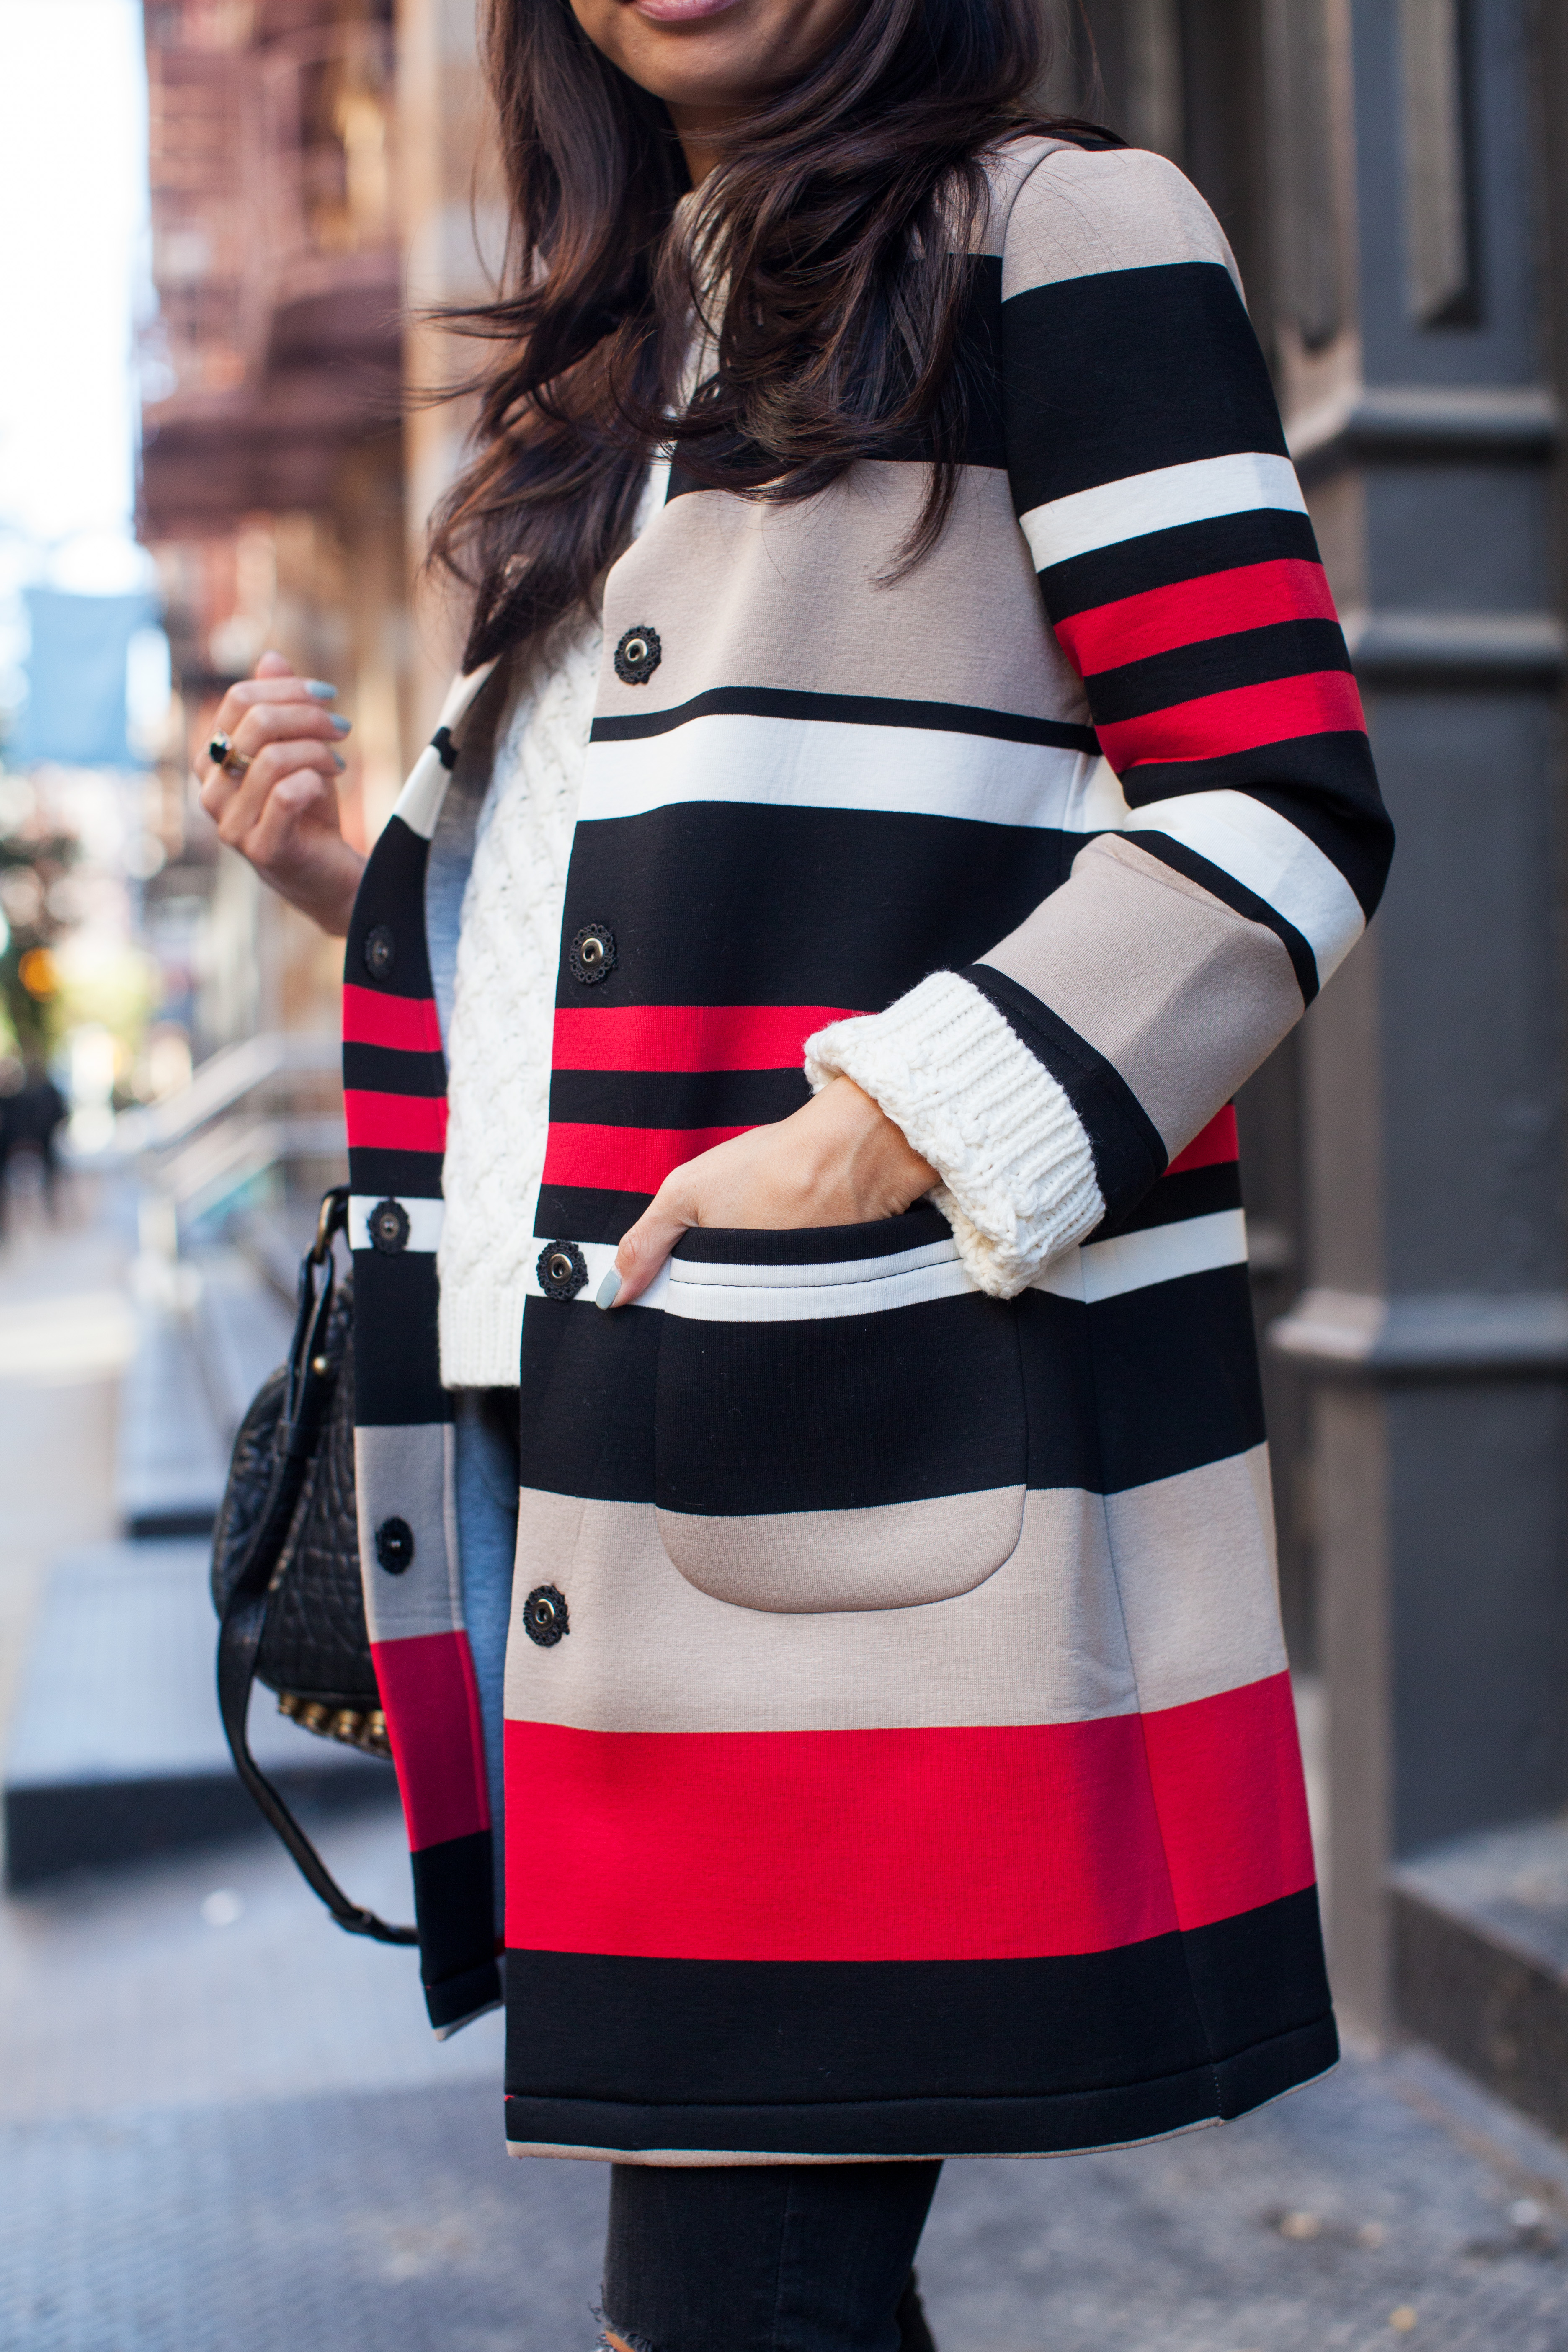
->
<box><xmin>120</xmin><ymin>0</ymin><xmax>1568</xmax><ymax>2136</ymax></box>
<box><xmin>127</xmin><ymin>0</ymin><xmax>500</xmax><ymax>1242</ymax></box>
<box><xmin>1055</xmin><ymin>0</ymin><xmax>1568</xmax><ymax>2144</ymax></box>
<box><xmin>140</xmin><ymin>0</ymin><xmax>406</xmax><ymax>1053</ymax></box>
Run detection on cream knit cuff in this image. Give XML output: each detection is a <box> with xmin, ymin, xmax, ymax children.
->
<box><xmin>438</xmin><ymin>1274</ymin><xmax>527</xmax><ymax>1391</ymax></box>
<box><xmin>804</xmin><ymin>970</ymin><xmax>1105</xmax><ymax>1300</ymax></box>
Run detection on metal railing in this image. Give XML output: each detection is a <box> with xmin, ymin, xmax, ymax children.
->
<box><xmin>120</xmin><ymin>1031</ymin><xmax>343</xmax><ymax>1245</ymax></box>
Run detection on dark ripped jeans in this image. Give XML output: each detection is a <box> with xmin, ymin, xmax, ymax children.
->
<box><xmin>601</xmin><ymin>2161</ymin><xmax>943</xmax><ymax>2352</ymax></box>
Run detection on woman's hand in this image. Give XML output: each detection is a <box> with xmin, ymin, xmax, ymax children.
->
<box><xmin>601</xmin><ymin>1076</ymin><xmax>938</xmax><ymax>1308</ymax></box>
<box><xmin>197</xmin><ymin>651</ymin><xmax>366</xmax><ymax>937</ymax></box>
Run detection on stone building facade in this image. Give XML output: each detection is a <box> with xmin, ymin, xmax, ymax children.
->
<box><xmin>1066</xmin><ymin>0</ymin><xmax>1568</xmax><ymax>2135</ymax></box>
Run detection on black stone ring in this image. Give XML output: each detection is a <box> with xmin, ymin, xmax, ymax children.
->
<box><xmin>206</xmin><ymin>731</ymin><xmax>250</xmax><ymax>778</ymax></box>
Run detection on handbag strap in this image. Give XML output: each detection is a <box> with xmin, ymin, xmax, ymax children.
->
<box><xmin>214</xmin><ymin>1185</ymin><xmax>417</xmax><ymax>1945</ymax></box>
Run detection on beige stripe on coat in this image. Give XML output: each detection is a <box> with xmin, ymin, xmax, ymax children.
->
<box><xmin>597</xmin><ymin>464</ymin><xmax>1088</xmax><ymax>728</ymax></box>
<box><xmin>982</xmin><ymin>835</ymin><xmax>1306</xmax><ymax>1160</ymax></box>
<box><xmin>503</xmin><ymin>1445</ymin><xmax>1284</xmax><ymax>1735</ymax></box>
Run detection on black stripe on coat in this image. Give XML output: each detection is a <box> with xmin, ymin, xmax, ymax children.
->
<box><xmin>535</xmin><ymin>1182</ymin><xmax>655</xmax><ymax>1246</ymax></box>
<box><xmin>347</xmin><ymin>1144</ymin><xmax>445</xmax><ymax>1202</ymax></box>
<box><xmin>514</xmin><ymin>1261</ymin><xmax>1264</xmax><ymax>1507</ymax></box>
<box><xmin>502</xmin><ymin>1890</ymin><xmax>1334</xmax><ymax>2156</ymax></box>
<box><xmin>1086</xmin><ymin>617</ymin><xmax>1354</xmax><ymax>723</ymax></box>
<box><xmin>556</xmin><ymin>806</ymin><xmax>1067</xmax><ymax>1011</ymax></box>
<box><xmin>505</xmin><ymin>2018</ymin><xmax>1338</xmax><ymax>2157</ymax></box>
<box><xmin>1001</xmin><ymin>261</ymin><xmax>1287</xmax><ymax>519</ymax></box>
<box><xmin>344</xmin><ymin>816</ymin><xmax>436</xmax><ymax>1001</ymax></box>
<box><xmin>1076</xmin><ymin>1262</ymin><xmax>1266</xmax><ymax>1494</ymax></box>
<box><xmin>411</xmin><ymin>1831</ymin><xmax>501</xmax><ymax>2028</ymax></box>
<box><xmin>591</xmin><ymin>683</ymin><xmax>1096</xmax><ymax>755</ymax></box>
<box><xmin>548</xmin><ymin>1068</ymin><xmax>810</xmax><ymax>1132</ymax></box>
<box><xmin>352</xmin><ymin>1247</ymin><xmax>450</xmax><ymax>1427</ymax></box>
<box><xmin>653</xmin><ymin>1287</ymin><xmax>1028</xmax><ymax>1516</ymax></box>
<box><xmin>1041</xmin><ymin>508</ymin><xmax>1324</xmax><ymax>622</ymax></box>
<box><xmin>343</xmin><ymin>1041</ymin><xmax>449</xmax><ymax>1097</ymax></box>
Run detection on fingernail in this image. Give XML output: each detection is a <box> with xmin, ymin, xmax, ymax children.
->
<box><xmin>596</xmin><ymin>1267</ymin><xmax>622</xmax><ymax>1311</ymax></box>
<box><xmin>306</xmin><ymin>680</ymin><xmax>338</xmax><ymax>701</ymax></box>
<box><xmin>332</xmin><ymin>752</ymin><xmax>346</xmax><ymax>771</ymax></box>
<box><xmin>329</xmin><ymin>714</ymin><xmax>351</xmax><ymax>735</ymax></box>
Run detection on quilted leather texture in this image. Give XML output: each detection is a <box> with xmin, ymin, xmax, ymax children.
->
<box><xmin>211</xmin><ymin>1281</ymin><xmax>380</xmax><ymax>1709</ymax></box>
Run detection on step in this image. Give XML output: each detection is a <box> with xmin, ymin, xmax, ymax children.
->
<box><xmin>1392</xmin><ymin>1816</ymin><xmax>1568</xmax><ymax>2143</ymax></box>
<box><xmin>3</xmin><ymin>1540</ymin><xmax>392</xmax><ymax>1888</ymax></box>
<box><xmin>115</xmin><ymin>1298</ymin><xmax>230</xmax><ymax>1539</ymax></box>
<box><xmin>115</xmin><ymin>1249</ymin><xmax>295</xmax><ymax>1540</ymax></box>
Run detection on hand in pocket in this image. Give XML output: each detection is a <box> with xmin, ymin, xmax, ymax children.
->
<box><xmin>600</xmin><ymin>1077</ymin><xmax>937</xmax><ymax>1308</ymax></box>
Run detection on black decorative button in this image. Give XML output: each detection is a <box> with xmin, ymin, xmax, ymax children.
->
<box><xmin>524</xmin><ymin>1584</ymin><xmax>570</xmax><ymax>1647</ymax></box>
<box><xmin>569</xmin><ymin>923</ymin><xmax>617</xmax><ymax>985</ymax></box>
<box><xmin>614</xmin><ymin>624</ymin><xmax>661</xmax><ymax>686</ymax></box>
<box><xmin>363</xmin><ymin>923</ymin><xmax>395</xmax><ymax>982</ymax></box>
<box><xmin>537</xmin><ymin>1238</ymin><xmax>587</xmax><ymax>1300</ymax></box>
<box><xmin>369</xmin><ymin>1198</ymin><xmax>410</xmax><ymax>1255</ymax></box>
<box><xmin>375</xmin><ymin>1516</ymin><xmax>415</xmax><ymax>1574</ymax></box>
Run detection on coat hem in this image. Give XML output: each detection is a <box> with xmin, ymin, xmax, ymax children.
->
<box><xmin>426</xmin><ymin>1955</ymin><xmax>503</xmax><ymax>2036</ymax></box>
<box><xmin>503</xmin><ymin>2011</ymin><xmax>1337</xmax><ymax>2164</ymax></box>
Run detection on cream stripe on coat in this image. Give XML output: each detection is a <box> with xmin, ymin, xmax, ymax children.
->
<box><xmin>580</xmin><ymin>717</ymin><xmax>1107</xmax><ymax>832</ymax></box>
<box><xmin>524</xmin><ymin>1210</ymin><xmax>1245</xmax><ymax>1320</ymax></box>
<box><xmin>503</xmin><ymin>1446</ymin><xmax>1284</xmax><ymax>1735</ymax></box>
<box><xmin>1019</xmin><ymin>451</ymin><xmax>1307</xmax><ymax>573</ymax></box>
<box><xmin>349</xmin><ymin>1194</ymin><xmax>445</xmax><ymax>1253</ymax></box>
<box><xmin>1130</xmin><ymin>789</ymin><xmax>1366</xmax><ymax>981</ymax></box>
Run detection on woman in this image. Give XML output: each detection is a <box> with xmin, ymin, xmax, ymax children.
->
<box><xmin>199</xmin><ymin>0</ymin><xmax>1392</xmax><ymax>2341</ymax></box>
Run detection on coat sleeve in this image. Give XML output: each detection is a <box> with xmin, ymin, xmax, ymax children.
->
<box><xmin>807</xmin><ymin>143</ymin><xmax>1393</xmax><ymax>1296</ymax></box>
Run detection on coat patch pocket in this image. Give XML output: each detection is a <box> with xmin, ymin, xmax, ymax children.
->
<box><xmin>652</xmin><ymin>1208</ymin><xmax>1027</xmax><ymax>1612</ymax></box>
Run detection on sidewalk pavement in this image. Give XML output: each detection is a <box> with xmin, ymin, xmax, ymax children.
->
<box><xmin>3</xmin><ymin>1186</ymin><xmax>1568</xmax><ymax>2350</ymax></box>
<box><xmin>3</xmin><ymin>1803</ymin><xmax>1568</xmax><ymax>2351</ymax></box>
<box><xmin>0</xmin><ymin>1181</ymin><xmax>131</xmax><ymax>1770</ymax></box>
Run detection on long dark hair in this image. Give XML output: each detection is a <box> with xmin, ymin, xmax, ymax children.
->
<box><xmin>430</xmin><ymin>0</ymin><xmax>1106</xmax><ymax>671</ymax></box>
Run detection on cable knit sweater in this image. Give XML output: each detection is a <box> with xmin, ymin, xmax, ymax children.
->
<box><xmin>437</xmin><ymin>612</ymin><xmax>602</xmax><ymax>1386</ymax></box>
<box><xmin>436</xmin><ymin>603</ymin><xmax>1107</xmax><ymax>1383</ymax></box>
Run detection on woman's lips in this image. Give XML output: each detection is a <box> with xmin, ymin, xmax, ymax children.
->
<box><xmin>630</xmin><ymin>0</ymin><xmax>743</xmax><ymax>22</ymax></box>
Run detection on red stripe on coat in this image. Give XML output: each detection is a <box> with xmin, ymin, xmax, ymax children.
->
<box><xmin>343</xmin><ymin>983</ymin><xmax>444</xmax><ymax>1054</ymax></box>
<box><xmin>542</xmin><ymin>1121</ymin><xmax>749</xmax><ymax>1195</ymax></box>
<box><xmin>503</xmin><ymin>1674</ymin><xmax>1314</xmax><ymax>1963</ymax></box>
<box><xmin>1142</xmin><ymin>1671</ymin><xmax>1315</xmax><ymax>1929</ymax></box>
<box><xmin>371</xmin><ymin>1630</ymin><xmax>490</xmax><ymax>1851</ymax></box>
<box><xmin>553</xmin><ymin>1004</ymin><xmax>860</xmax><ymax>1073</ymax></box>
<box><xmin>345</xmin><ymin>1089</ymin><xmax>449</xmax><ymax>1152</ymax></box>
<box><xmin>1056</xmin><ymin>560</ymin><xmax>1337</xmax><ymax>678</ymax></box>
<box><xmin>1097</xmin><ymin>670</ymin><xmax>1367</xmax><ymax>772</ymax></box>
<box><xmin>1166</xmin><ymin>1106</ymin><xmax>1239</xmax><ymax>1174</ymax></box>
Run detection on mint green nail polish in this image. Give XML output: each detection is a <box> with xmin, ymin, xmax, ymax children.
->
<box><xmin>332</xmin><ymin>752</ymin><xmax>346</xmax><ymax>771</ymax></box>
<box><xmin>329</xmin><ymin>714</ymin><xmax>351</xmax><ymax>735</ymax></box>
<box><xmin>306</xmin><ymin>681</ymin><xmax>338</xmax><ymax>700</ymax></box>
<box><xmin>596</xmin><ymin>1267</ymin><xmax>622</xmax><ymax>1310</ymax></box>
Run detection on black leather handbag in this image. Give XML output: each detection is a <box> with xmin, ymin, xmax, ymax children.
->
<box><xmin>210</xmin><ymin>1185</ymin><xmax>414</xmax><ymax>1944</ymax></box>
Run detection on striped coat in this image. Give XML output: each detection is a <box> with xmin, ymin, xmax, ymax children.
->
<box><xmin>345</xmin><ymin>139</ymin><xmax>1392</xmax><ymax>2157</ymax></box>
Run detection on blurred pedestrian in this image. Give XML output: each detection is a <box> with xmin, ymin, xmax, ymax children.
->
<box><xmin>200</xmin><ymin>0</ymin><xmax>1393</xmax><ymax>2343</ymax></box>
<box><xmin>0</xmin><ymin>1058</ymin><xmax>16</xmax><ymax>1236</ymax></box>
<box><xmin>0</xmin><ymin>1060</ymin><xmax>66</xmax><ymax>1233</ymax></box>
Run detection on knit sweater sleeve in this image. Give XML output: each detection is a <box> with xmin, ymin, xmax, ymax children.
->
<box><xmin>807</xmin><ymin>141</ymin><xmax>1393</xmax><ymax>1298</ymax></box>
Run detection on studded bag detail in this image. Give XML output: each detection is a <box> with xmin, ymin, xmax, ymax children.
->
<box><xmin>209</xmin><ymin>1186</ymin><xmax>415</xmax><ymax>1945</ymax></box>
